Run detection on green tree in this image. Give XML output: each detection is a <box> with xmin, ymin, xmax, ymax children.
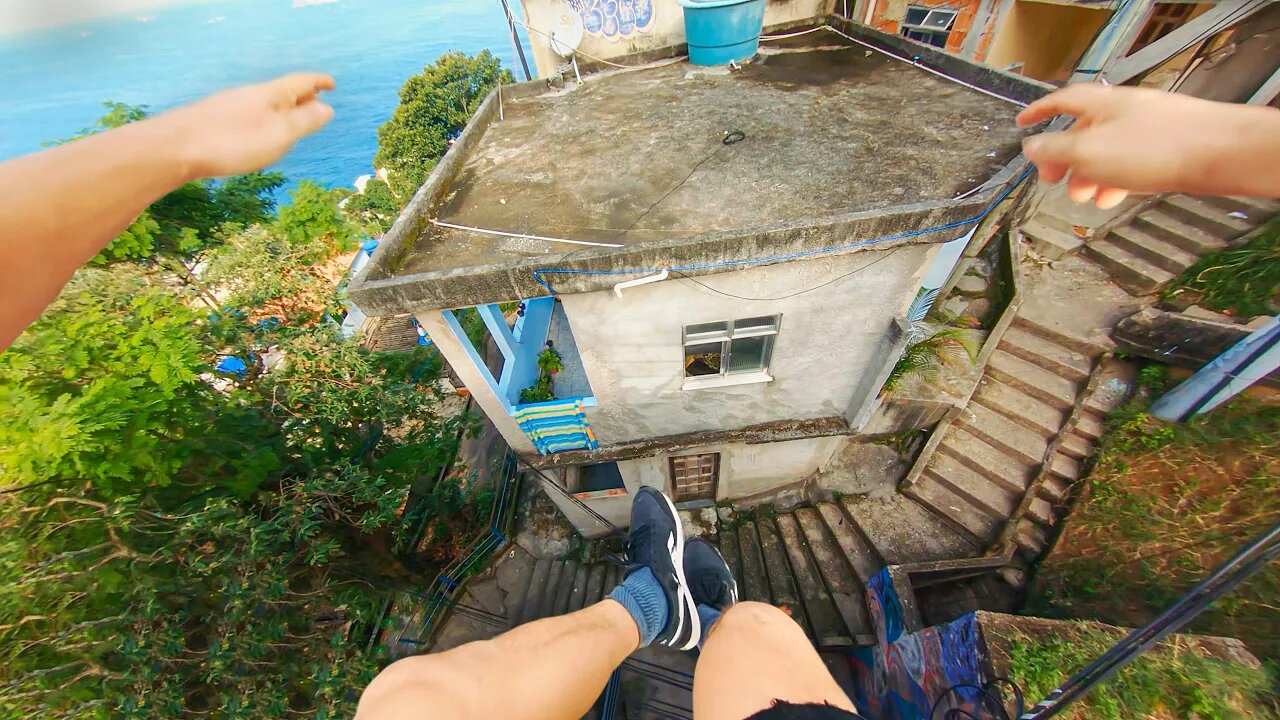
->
<box><xmin>1</xmin><ymin>303</ymin><xmax>469</xmax><ymax>716</ymax></box>
<box><xmin>277</xmin><ymin>180</ymin><xmax>357</xmax><ymax>262</ymax></box>
<box><xmin>375</xmin><ymin>51</ymin><xmax>513</xmax><ymax>199</ymax></box>
<box><xmin>344</xmin><ymin>177</ymin><xmax>401</xmax><ymax>234</ymax></box>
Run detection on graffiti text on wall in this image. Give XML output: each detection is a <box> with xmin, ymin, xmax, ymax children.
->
<box><xmin>568</xmin><ymin>0</ymin><xmax>656</xmax><ymax>41</ymax></box>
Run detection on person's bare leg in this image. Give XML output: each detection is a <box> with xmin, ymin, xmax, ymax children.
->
<box><xmin>355</xmin><ymin>599</ymin><xmax>638</xmax><ymax>720</ymax></box>
<box><xmin>693</xmin><ymin>602</ymin><xmax>857</xmax><ymax>720</ymax></box>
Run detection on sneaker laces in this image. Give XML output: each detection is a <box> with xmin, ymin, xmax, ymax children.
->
<box><xmin>623</xmin><ymin>523</ymin><xmax>651</xmax><ymax>564</ymax></box>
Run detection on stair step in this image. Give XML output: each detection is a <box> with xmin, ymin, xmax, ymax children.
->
<box><xmin>1075</xmin><ymin>413</ymin><xmax>1105</xmax><ymax>441</ymax></box>
<box><xmin>1014</xmin><ymin>521</ymin><xmax>1049</xmax><ymax>560</ymax></box>
<box><xmin>1021</xmin><ymin>217</ymin><xmax>1084</xmax><ymax>259</ymax></box>
<box><xmin>1049</xmin><ymin>452</ymin><xmax>1082</xmax><ymax>481</ymax></box>
<box><xmin>1039</xmin><ymin>475</ymin><xmax>1070</xmax><ymax>503</ymax></box>
<box><xmin>1162</xmin><ymin>195</ymin><xmax>1253</xmax><ymax>237</ymax></box>
<box><xmin>1059</xmin><ymin>433</ymin><xmax>1092</xmax><ymax>461</ymax></box>
<box><xmin>794</xmin><ymin>508</ymin><xmax>872</xmax><ymax>640</ymax></box>
<box><xmin>1107</xmin><ymin>225</ymin><xmax>1200</xmax><ymax>274</ymax></box>
<box><xmin>583</xmin><ymin>564</ymin><xmax>608</xmax><ymax>609</ymax></box>
<box><xmin>1133</xmin><ymin>209</ymin><xmax>1229</xmax><ymax>255</ymax></box>
<box><xmin>719</xmin><ymin>528</ymin><xmax>744</xmax><ymax>596</ymax></box>
<box><xmin>605</xmin><ymin>563</ymin><xmax>625</xmax><ymax>596</ymax></box>
<box><xmin>1012</xmin><ymin>313</ymin><xmax>1112</xmax><ymax>356</ymax></box>
<box><xmin>1084</xmin><ymin>239</ymin><xmax>1175</xmax><ymax>295</ymax></box>
<box><xmin>925</xmin><ymin>454</ymin><xmax>1020</xmax><ymax>518</ymax></box>
<box><xmin>938</xmin><ymin>428</ymin><xmax>1034</xmax><ymax>495</ymax></box>
<box><xmin>737</xmin><ymin>522</ymin><xmax>772</xmax><ymax>604</ymax></box>
<box><xmin>906</xmin><ymin>482</ymin><xmax>1003</xmax><ymax>548</ymax></box>
<box><xmin>972</xmin><ymin>380</ymin><xmax>1068</xmax><ymax>437</ymax></box>
<box><xmin>1199</xmin><ymin>195</ymin><xmax>1280</xmax><ymax>217</ymax></box>
<box><xmin>842</xmin><ymin>495</ymin><xmax>981</xmax><ymax>564</ymax></box>
<box><xmin>518</xmin><ymin>559</ymin><xmax>554</xmax><ymax>625</ymax></box>
<box><xmin>536</xmin><ymin>560</ymin><xmax>566</xmax><ymax>621</ymax></box>
<box><xmin>1000</xmin><ymin>326</ymin><xmax>1093</xmax><ymax>383</ymax></box>
<box><xmin>815</xmin><ymin>502</ymin><xmax>883</xmax><ymax>584</ymax></box>
<box><xmin>566</xmin><ymin>564</ymin><xmax>590</xmax><ymax>612</ymax></box>
<box><xmin>1027</xmin><ymin>497</ymin><xmax>1056</xmax><ymax>527</ymax></box>
<box><xmin>552</xmin><ymin>561</ymin><xmax>579</xmax><ymax>616</ymax></box>
<box><xmin>755</xmin><ymin>518</ymin><xmax>813</xmax><ymax>636</ymax></box>
<box><xmin>773</xmin><ymin>514</ymin><xmax>855</xmax><ymax>647</ymax></box>
<box><xmin>959</xmin><ymin>401</ymin><xmax>1053</xmax><ymax>467</ymax></box>
<box><xmin>987</xmin><ymin>349</ymin><xmax>1080</xmax><ymax>410</ymax></box>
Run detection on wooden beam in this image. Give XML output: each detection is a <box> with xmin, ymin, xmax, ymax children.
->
<box><xmin>1102</xmin><ymin>0</ymin><xmax>1271</xmax><ymax>86</ymax></box>
<box><xmin>1247</xmin><ymin>64</ymin><xmax>1280</xmax><ymax>104</ymax></box>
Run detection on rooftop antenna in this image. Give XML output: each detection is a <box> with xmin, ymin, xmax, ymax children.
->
<box><xmin>549</xmin><ymin>11</ymin><xmax>586</xmax><ymax>84</ymax></box>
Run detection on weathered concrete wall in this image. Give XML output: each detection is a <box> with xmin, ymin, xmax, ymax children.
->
<box><xmin>557</xmin><ymin>244</ymin><xmax>934</xmax><ymax>444</ymax></box>
<box><xmin>517</xmin><ymin>0</ymin><xmax>835</xmax><ymax>79</ymax></box>
<box><xmin>984</xmin><ymin>1</ymin><xmax>1111</xmax><ymax>83</ymax></box>
<box><xmin>614</xmin><ymin>436</ymin><xmax>845</xmax><ymax>502</ymax></box>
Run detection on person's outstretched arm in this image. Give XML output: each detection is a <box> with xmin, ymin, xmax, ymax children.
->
<box><xmin>1017</xmin><ymin>83</ymin><xmax>1280</xmax><ymax>209</ymax></box>
<box><xmin>0</xmin><ymin>72</ymin><xmax>336</xmax><ymax>351</ymax></box>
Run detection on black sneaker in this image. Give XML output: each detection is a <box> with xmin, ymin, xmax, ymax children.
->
<box><xmin>625</xmin><ymin>486</ymin><xmax>700</xmax><ymax>651</ymax></box>
<box><xmin>685</xmin><ymin>538</ymin><xmax>738</xmax><ymax>611</ymax></box>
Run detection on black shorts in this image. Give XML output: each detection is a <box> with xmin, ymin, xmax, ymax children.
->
<box><xmin>746</xmin><ymin>701</ymin><xmax>866</xmax><ymax>720</ymax></box>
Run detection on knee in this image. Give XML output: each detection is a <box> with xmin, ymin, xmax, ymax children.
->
<box><xmin>357</xmin><ymin>655</ymin><xmax>481</xmax><ymax>719</ymax></box>
<box><xmin>716</xmin><ymin>601</ymin><xmax>804</xmax><ymax>636</ymax></box>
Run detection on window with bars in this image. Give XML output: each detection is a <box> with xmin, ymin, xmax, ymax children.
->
<box><xmin>670</xmin><ymin>453</ymin><xmax>719</xmax><ymax>503</ymax></box>
<box><xmin>1129</xmin><ymin>2</ymin><xmax>1196</xmax><ymax>52</ymax></box>
<box><xmin>900</xmin><ymin>6</ymin><xmax>957</xmax><ymax>49</ymax></box>
<box><xmin>682</xmin><ymin>316</ymin><xmax>780</xmax><ymax>380</ymax></box>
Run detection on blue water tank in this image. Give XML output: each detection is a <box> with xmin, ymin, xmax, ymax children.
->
<box><xmin>679</xmin><ymin>0</ymin><xmax>767</xmax><ymax>66</ymax></box>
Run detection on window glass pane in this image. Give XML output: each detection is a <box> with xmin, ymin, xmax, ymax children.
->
<box><xmin>684</xmin><ymin>342</ymin><xmax>724</xmax><ymax>377</ymax></box>
<box><xmin>685</xmin><ymin>321</ymin><xmax>729</xmax><ymax>340</ymax></box>
<box><xmin>733</xmin><ymin>316</ymin><xmax>778</xmax><ymax>334</ymax></box>
<box><xmin>929</xmin><ymin>31</ymin><xmax>948</xmax><ymax>47</ymax></box>
<box><xmin>904</xmin><ymin>6</ymin><xmax>928</xmax><ymax>24</ymax></box>
<box><xmin>727</xmin><ymin>335</ymin><xmax>770</xmax><ymax>374</ymax></box>
<box><xmin>922</xmin><ymin>9</ymin><xmax>956</xmax><ymax>29</ymax></box>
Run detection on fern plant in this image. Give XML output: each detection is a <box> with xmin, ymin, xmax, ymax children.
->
<box><xmin>883</xmin><ymin>324</ymin><xmax>976</xmax><ymax>396</ymax></box>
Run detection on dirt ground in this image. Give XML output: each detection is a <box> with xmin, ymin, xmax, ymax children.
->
<box><xmin>1029</xmin><ymin>396</ymin><xmax>1280</xmax><ymax>661</ymax></box>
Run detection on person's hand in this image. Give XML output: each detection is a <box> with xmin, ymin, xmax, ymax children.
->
<box><xmin>1016</xmin><ymin>84</ymin><xmax>1270</xmax><ymax>209</ymax></box>
<box><xmin>160</xmin><ymin>72</ymin><xmax>336</xmax><ymax>179</ymax></box>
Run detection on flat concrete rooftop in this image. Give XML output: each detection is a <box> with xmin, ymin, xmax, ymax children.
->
<box><xmin>403</xmin><ymin>47</ymin><xmax>1023</xmax><ymax>276</ymax></box>
<box><xmin>350</xmin><ymin>19</ymin><xmax>1048</xmax><ymax>315</ymax></box>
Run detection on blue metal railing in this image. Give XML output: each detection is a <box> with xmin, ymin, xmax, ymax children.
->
<box><xmin>396</xmin><ymin>449</ymin><xmax>523</xmax><ymax>649</ymax></box>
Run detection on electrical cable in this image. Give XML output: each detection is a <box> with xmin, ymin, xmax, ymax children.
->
<box><xmin>669</xmin><ymin>247</ymin><xmax>902</xmax><ymax>302</ymax></box>
<box><xmin>531</xmin><ymin>164</ymin><xmax>1034</xmax><ymax>296</ymax></box>
<box><xmin>622</xmin><ymin>131</ymin><xmax>741</xmax><ymax>234</ymax></box>
<box><xmin>822</xmin><ymin>25</ymin><xmax>1027</xmax><ymax>106</ymax></box>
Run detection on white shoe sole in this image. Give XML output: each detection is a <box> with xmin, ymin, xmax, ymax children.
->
<box><xmin>653</xmin><ymin>489</ymin><xmax>701</xmax><ymax>651</ymax></box>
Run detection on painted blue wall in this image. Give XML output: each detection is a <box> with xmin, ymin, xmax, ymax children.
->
<box><xmin>444</xmin><ymin>298</ymin><xmax>557</xmax><ymax>410</ymax></box>
<box><xmin>440</xmin><ymin>308</ymin><xmax>513</xmax><ymax>413</ymax></box>
<box><xmin>492</xmin><ymin>297</ymin><xmax>555</xmax><ymax>406</ymax></box>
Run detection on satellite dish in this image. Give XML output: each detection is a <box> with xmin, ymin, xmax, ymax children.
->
<box><xmin>549</xmin><ymin>11</ymin><xmax>585</xmax><ymax>58</ymax></box>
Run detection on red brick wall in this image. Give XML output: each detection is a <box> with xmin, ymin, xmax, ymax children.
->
<box><xmin>868</xmin><ymin>0</ymin><xmax>987</xmax><ymax>55</ymax></box>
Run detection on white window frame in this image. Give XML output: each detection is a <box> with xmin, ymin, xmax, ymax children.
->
<box><xmin>900</xmin><ymin>6</ymin><xmax>957</xmax><ymax>49</ymax></box>
<box><xmin>682</xmin><ymin>315</ymin><xmax>780</xmax><ymax>390</ymax></box>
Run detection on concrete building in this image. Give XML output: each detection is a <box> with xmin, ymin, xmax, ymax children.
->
<box><xmin>349</xmin><ymin>16</ymin><xmax>1049</xmax><ymax>534</ymax></box>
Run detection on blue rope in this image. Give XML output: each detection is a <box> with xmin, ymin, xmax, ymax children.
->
<box><xmin>532</xmin><ymin>166</ymin><xmax>1034</xmax><ymax>295</ymax></box>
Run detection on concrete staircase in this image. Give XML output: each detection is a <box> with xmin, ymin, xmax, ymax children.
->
<box><xmin>719</xmin><ymin>502</ymin><xmax>881</xmax><ymax>649</ymax></box>
<box><xmin>1085</xmin><ymin>194</ymin><xmax>1278</xmax><ymax>295</ymax></box>
<box><xmin>902</xmin><ymin>314</ymin><xmax>1116</xmax><ymax>565</ymax></box>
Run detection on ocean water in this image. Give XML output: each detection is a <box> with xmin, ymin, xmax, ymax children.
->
<box><xmin>0</xmin><ymin>0</ymin><xmax>530</xmax><ymax>193</ymax></box>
